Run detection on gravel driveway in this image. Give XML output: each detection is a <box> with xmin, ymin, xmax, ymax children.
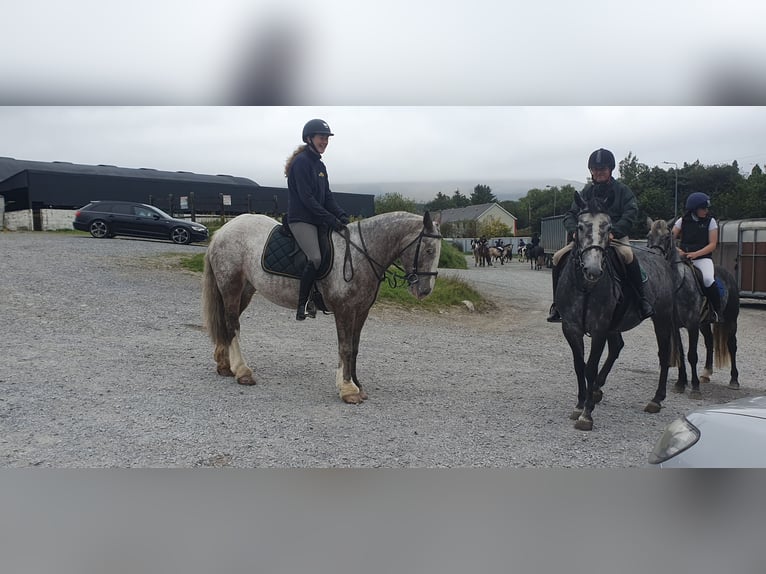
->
<box><xmin>2</xmin><ymin>232</ymin><xmax>765</xmax><ymax>467</ymax></box>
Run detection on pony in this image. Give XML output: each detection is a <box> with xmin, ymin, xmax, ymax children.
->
<box><xmin>554</xmin><ymin>193</ymin><xmax>677</xmax><ymax>430</ymax></box>
<box><xmin>646</xmin><ymin>218</ymin><xmax>740</xmax><ymax>397</ymax></box>
<box><xmin>488</xmin><ymin>246</ymin><xmax>505</xmax><ymax>265</ymax></box>
<box><xmin>527</xmin><ymin>244</ymin><xmax>544</xmax><ymax>270</ymax></box>
<box><xmin>202</xmin><ymin>211</ymin><xmax>442</xmax><ymax>404</ymax></box>
<box><xmin>502</xmin><ymin>244</ymin><xmax>514</xmax><ymax>263</ymax></box>
<box><xmin>473</xmin><ymin>241</ymin><xmax>489</xmax><ymax>267</ymax></box>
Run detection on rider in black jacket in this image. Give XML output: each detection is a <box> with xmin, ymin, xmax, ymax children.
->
<box><xmin>546</xmin><ymin>148</ymin><xmax>654</xmax><ymax>322</ymax></box>
<box><xmin>285</xmin><ymin>119</ymin><xmax>349</xmax><ymax>320</ymax></box>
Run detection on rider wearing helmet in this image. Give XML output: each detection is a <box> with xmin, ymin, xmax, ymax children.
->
<box><xmin>546</xmin><ymin>148</ymin><xmax>654</xmax><ymax>322</ymax></box>
<box><xmin>285</xmin><ymin>118</ymin><xmax>349</xmax><ymax>320</ymax></box>
<box><xmin>672</xmin><ymin>192</ymin><xmax>721</xmax><ymax>321</ymax></box>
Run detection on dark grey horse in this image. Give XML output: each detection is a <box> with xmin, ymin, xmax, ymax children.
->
<box><xmin>555</xmin><ymin>194</ymin><xmax>677</xmax><ymax>431</ymax></box>
<box><xmin>646</xmin><ymin>218</ymin><xmax>740</xmax><ymax>397</ymax></box>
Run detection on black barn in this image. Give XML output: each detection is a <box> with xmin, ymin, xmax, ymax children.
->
<box><xmin>0</xmin><ymin>157</ymin><xmax>375</xmax><ymax>226</ymax></box>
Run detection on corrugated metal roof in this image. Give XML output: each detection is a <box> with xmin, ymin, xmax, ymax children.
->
<box><xmin>0</xmin><ymin>156</ymin><xmax>259</xmax><ymax>186</ymax></box>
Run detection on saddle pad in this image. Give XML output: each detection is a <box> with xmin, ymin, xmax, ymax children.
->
<box><xmin>261</xmin><ymin>225</ymin><xmax>333</xmax><ymax>280</ymax></box>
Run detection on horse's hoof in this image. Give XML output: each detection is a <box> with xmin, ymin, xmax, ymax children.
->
<box><xmin>672</xmin><ymin>384</ymin><xmax>685</xmax><ymax>394</ymax></box>
<box><xmin>593</xmin><ymin>390</ymin><xmax>603</xmax><ymax>404</ymax></box>
<box><xmin>699</xmin><ymin>375</ymin><xmax>711</xmax><ymax>384</ymax></box>
<box><xmin>689</xmin><ymin>389</ymin><xmax>702</xmax><ymax>400</ymax></box>
<box><xmin>574</xmin><ymin>418</ymin><xmax>593</xmax><ymax>431</ymax></box>
<box><xmin>569</xmin><ymin>409</ymin><xmax>583</xmax><ymax>421</ymax></box>
<box><xmin>728</xmin><ymin>381</ymin><xmax>740</xmax><ymax>390</ymax></box>
<box><xmin>342</xmin><ymin>393</ymin><xmax>364</xmax><ymax>405</ymax></box>
<box><xmin>237</xmin><ymin>374</ymin><xmax>256</xmax><ymax>386</ymax></box>
<box><xmin>217</xmin><ymin>366</ymin><xmax>235</xmax><ymax>377</ymax></box>
<box><xmin>644</xmin><ymin>401</ymin><xmax>661</xmax><ymax>414</ymax></box>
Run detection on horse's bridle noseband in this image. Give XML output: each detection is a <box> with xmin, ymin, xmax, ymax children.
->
<box><xmin>404</xmin><ymin>228</ymin><xmax>443</xmax><ymax>285</ymax></box>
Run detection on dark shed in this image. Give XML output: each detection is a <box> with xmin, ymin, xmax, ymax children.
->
<box><xmin>0</xmin><ymin>157</ymin><xmax>374</xmax><ymax>222</ymax></box>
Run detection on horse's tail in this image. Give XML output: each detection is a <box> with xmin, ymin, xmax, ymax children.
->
<box><xmin>202</xmin><ymin>251</ymin><xmax>230</xmax><ymax>346</ymax></box>
<box><xmin>713</xmin><ymin>322</ymin><xmax>732</xmax><ymax>368</ymax></box>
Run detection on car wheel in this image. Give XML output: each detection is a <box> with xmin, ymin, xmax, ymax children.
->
<box><xmin>171</xmin><ymin>226</ymin><xmax>192</xmax><ymax>245</ymax></box>
<box><xmin>89</xmin><ymin>220</ymin><xmax>110</xmax><ymax>239</ymax></box>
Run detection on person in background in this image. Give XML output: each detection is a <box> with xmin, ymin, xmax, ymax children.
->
<box><xmin>672</xmin><ymin>191</ymin><xmax>721</xmax><ymax>322</ymax></box>
<box><xmin>284</xmin><ymin>118</ymin><xmax>349</xmax><ymax>321</ymax></box>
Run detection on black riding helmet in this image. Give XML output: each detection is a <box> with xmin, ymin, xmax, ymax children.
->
<box><xmin>588</xmin><ymin>148</ymin><xmax>616</xmax><ymax>171</ymax></box>
<box><xmin>302</xmin><ymin>119</ymin><xmax>334</xmax><ymax>143</ymax></box>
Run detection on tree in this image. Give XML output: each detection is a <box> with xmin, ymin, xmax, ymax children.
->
<box><xmin>374</xmin><ymin>192</ymin><xmax>417</xmax><ymax>215</ymax></box>
<box><xmin>478</xmin><ymin>216</ymin><xmax>512</xmax><ymax>238</ymax></box>
<box><xmin>470</xmin><ymin>184</ymin><xmax>495</xmax><ymax>205</ymax></box>
<box><xmin>452</xmin><ymin>188</ymin><xmax>470</xmax><ymax>207</ymax></box>
<box><xmin>425</xmin><ymin>191</ymin><xmax>453</xmax><ymax>211</ymax></box>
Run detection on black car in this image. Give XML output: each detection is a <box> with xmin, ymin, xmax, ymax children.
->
<box><xmin>73</xmin><ymin>201</ymin><xmax>209</xmax><ymax>245</ymax></box>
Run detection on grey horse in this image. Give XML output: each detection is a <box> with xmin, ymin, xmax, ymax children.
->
<box><xmin>555</xmin><ymin>193</ymin><xmax>677</xmax><ymax>431</ymax></box>
<box><xmin>202</xmin><ymin>211</ymin><xmax>442</xmax><ymax>404</ymax></box>
<box><xmin>646</xmin><ymin>218</ymin><xmax>740</xmax><ymax>397</ymax></box>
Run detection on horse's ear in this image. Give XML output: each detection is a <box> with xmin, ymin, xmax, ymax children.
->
<box><xmin>423</xmin><ymin>210</ymin><xmax>433</xmax><ymax>230</ymax></box>
<box><xmin>646</xmin><ymin>216</ymin><xmax>654</xmax><ymax>230</ymax></box>
<box><xmin>574</xmin><ymin>191</ymin><xmax>586</xmax><ymax>210</ymax></box>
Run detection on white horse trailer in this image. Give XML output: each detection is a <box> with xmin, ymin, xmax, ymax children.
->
<box><xmin>714</xmin><ymin>218</ymin><xmax>766</xmax><ymax>299</ymax></box>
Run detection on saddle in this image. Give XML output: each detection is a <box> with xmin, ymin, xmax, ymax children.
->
<box><xmin>685</xmin><ymin>260</ymin><xmax>726</xmax><ymax>320</ymax></box>
<box><xmin>261</xmin><ymin>223</ymin><xmax>334</xmax><ymax>280</ymax></box>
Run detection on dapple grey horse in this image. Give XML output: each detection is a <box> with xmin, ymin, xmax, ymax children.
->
<box><xmin>555</xmin><ymin>194</ymin><xmax>677</xmax><ymax>430</ymax></box>
<box><xmin>203</xmin><ymin>211</ymin><xmax>442</xmax><ymax>404</ymax></box>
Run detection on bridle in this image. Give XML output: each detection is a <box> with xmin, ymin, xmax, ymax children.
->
<box><xmin>340</xmin><ymin>220</ymin><xmax>443</xmax><ymax>287</ymax></box>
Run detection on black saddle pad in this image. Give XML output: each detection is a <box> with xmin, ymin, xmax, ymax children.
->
<box><xmin>261</xmin><ymin>225</ymin><xmax>333</xmax><ymax>280</ymax></box>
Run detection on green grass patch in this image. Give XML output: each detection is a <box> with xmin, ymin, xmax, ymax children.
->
<box><xmin>180</xmin><ymin>252</ymin><xmax>205</xmax><ymax>273</ymax></box>
<box><xmin>376</xmin><ymin>272</ymin><xmax>486</xmax><ymax>310</ymax></box>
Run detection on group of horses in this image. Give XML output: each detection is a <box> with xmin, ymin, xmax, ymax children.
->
<box><xmin>471</xmin><ymin>241</ymin><xmax>513</xmax><ymax>267</ymax></box>
<box><xmin>554</xmin><ymin>192</ymin><xmax>740</xmax><ymax>430</ymax></box>
<box><xmin>201</xmin><ymin>202</ymin><xmax>741</xmax><ymax>432</ymax></box>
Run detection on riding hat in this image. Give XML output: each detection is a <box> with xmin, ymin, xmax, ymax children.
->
<box><xmin>685</xmin><ymin>192</ymin><xmax>711</xmax><ymax>212</ymax></box>
<box><xmin>302</xmin><ymin>119</ymin><xmax>334</xmax><ymax>142</ymax></box>
<box><xmin>588</xmin><ymin>148</ymin><xmax>616</xmax><ymax>171</ymax></box>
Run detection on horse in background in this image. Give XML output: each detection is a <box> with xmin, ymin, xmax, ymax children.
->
<box><xmin>555</xmin><ymin>194</ymin><xmax>676</xmax><ymax>431</ymax></box>
<box><xmin>202</xmin><ymin>211</ymin><xmax>442</xmax><ymax>404</ymax></box>
<box><xmin>646</xmin><ymin>218</ymin><xmax>740</xmax><ymax>397</ymax></box>
<box><xmin>502</xmin><ymin>244</ymin><xmax>514</xmax><ymax>263</ymax></box>
<box><xmin>527</xmin><ymin>244</ymin><xmax>544</xmax><ymax>270</ymax></box>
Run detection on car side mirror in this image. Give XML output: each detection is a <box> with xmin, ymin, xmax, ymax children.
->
<box><xmin>153</xmin><ymin>214</ymin><xmax>160</xmax><ymax>220</ymax></box>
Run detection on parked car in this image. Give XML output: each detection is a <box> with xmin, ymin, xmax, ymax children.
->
<box><xmin>73</xmin><ymin>201</ymin><xmax>208</xmax><ymax>245</ymax></box>
<box><xmin>649</xmin><ymin>396</ymin><xmax>766</xmax><ymax>467</ymax></box>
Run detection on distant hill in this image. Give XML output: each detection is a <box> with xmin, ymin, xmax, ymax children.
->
<box><xmin>335</xmin><ymin>178</ymin><xmax>585</xmax><ymax>202</ymax></box>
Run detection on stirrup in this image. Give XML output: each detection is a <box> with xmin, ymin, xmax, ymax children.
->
<box><xmin>546</xmin><ymin>304</ymin><xmax>562</xmax><ymax>323</ymax></box>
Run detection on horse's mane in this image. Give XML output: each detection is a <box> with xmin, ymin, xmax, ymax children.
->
<box><xmin>581</xmin><ymin>196</ymin><xmax>608</xmax><ymax>216</ymax></box>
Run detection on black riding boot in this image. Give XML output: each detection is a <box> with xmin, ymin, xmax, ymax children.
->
<box><xmin>296</xmin><ymin>263</ymin><xmax>317</xmax><ymax>321</ymax></box>
<box><xmin>704</xmin><ymin>282</ymin><xmax>722</xmax><ymax>323</ymax></box>
<box><xmin>546</xmin><ymin>261</ymin><xmax>562</xmax><ymax>322</ymax></box>
<box><xmin>626</xmin><ymin>258</ymin><xmax>655</xmax><ymax>320</ymax></box>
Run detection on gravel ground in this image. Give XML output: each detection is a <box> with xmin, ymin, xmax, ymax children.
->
<box><xmin>2</xmin><ymin>231</ymin><xmax>765</xmax><ymax>467</ymax></box>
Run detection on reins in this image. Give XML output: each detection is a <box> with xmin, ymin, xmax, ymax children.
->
<box><xmin>339</xmin><ymin>220</ymin><xmax>442</xmax><ymax>288</ymax></box>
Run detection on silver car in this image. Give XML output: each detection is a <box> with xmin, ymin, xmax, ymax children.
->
<box><xmin>649</xmin><ymin>396</ymin><xmax>766</xmax><ymax>467</ymax></box>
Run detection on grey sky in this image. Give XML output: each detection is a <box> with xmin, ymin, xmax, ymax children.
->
<box><xmin>1</xmin><ymin>1</ymin><xmax>765</xmax><ymax>105</ymax></box>
<box><xmin>1</xmin><ymin>107</ymin><xmax>764</xmax><ymax>200</ymax></box>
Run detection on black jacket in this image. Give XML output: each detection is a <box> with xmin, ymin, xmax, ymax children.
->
<box><xmin>287</xmin><ymin>148</ymin><xmax>347</xmax><ymax>226</ymax></box>
<box><xmin>562</xmin><ymin>178</ymin><xmax>638</xmax><ymax>239</ymax></box>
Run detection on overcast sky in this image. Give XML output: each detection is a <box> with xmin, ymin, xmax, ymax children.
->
<box><xmin>1</xmin><ymin>1</ymin><xmax>765</xmax><ymax>105</ymax></box>
<box><xmin>1</xmin><ymin>106</ymin><xmax>764</xmax><ymax>199</ymax></box>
